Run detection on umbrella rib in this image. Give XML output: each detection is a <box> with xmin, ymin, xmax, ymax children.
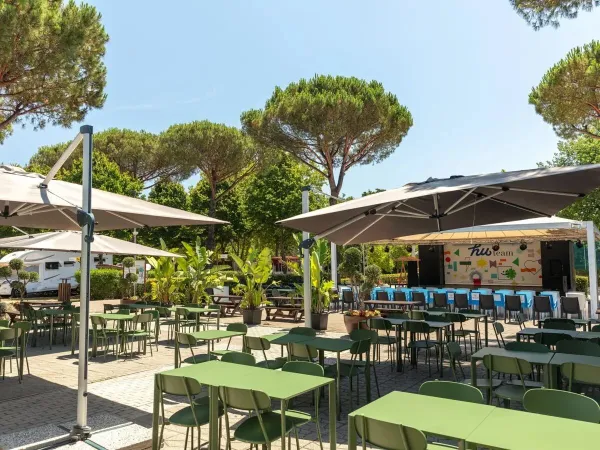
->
<box><xmin>314</xmin><ymin>201</ymin><xmax>398</xmax><ymax>240</ymax></box>
<box><xmin>57</xmin><ymin>208</ymin><xmax>80</xmax><ymax>227</ymax></box>
<box><xmin>486</xmin><ymin>196</ymin><xmax>550</xmax><ymax>217</ymax></box>
<box><xmin>17</xmin><ymin>203</ymin><xmax>53</xmax><ymax>215</ymax></box>
<box><xmin>376</xmin><ymin>213</ymin><xmax>430</xmax><ymax>219</ymax></box>
<box><xmin>105</xmin><ymin>211</ymin><xmax>146</xmax><ymax>228</ymax></box>
<box><xmin>342</xmin><ymin>213</ymin><xmax>390</xmax><ymax>245</ymax></box>
<box><xmin>9</xmin><ymin>202</ymin><xmax>27</xmax><ymax>215</ymax></box>
<box><xmin>444</xmin><ymin>188</ymin><xmax>476</xmax><ymax>215</ymax></box>
<box><xmin>484</xmin><ymin>185</ymin><xmax>583</xmax><ymax>197</ymax></box>
<box><xmin>446</xmin><ymin>191</ymin><xmax>504</xmax><ymax>216</ymax></box>
<box><xmin>399</xmin><ymin>201</ymin><xmax>430</xmax><ymax>216</ymax></box>
<box><xmin>432</xmin><ymin>195</ymin><xmax>441</xmax><ymax>231</ymax></box>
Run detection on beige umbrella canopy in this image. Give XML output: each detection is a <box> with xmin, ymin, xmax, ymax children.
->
<box><xmin>0</xmin><ymin>165</ymin><xmax>225</xmax><ymax>230</ymax></box>
<box><xmin>280</xmin><ymin>165</ymin><xmax>600</xmax><ymax>245</ymax></box>
<box><xmin>0</xmin><ymin>231</ymin><xmax>180</xmax><ymax>257</ymax></box>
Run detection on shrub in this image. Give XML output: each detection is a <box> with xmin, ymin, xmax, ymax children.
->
<box><xmin>379</xmin><ymin>273</ymin><xmax>408</xmax><ymax>285</ymax></box>
<box><xmin>576</xmin><ymin>275</ymin><xmax>589</xmax><ymax>294</ymax></box>
<box><xmin>75</xmin><ymin>269</ymin><xmax>123</xmax><ymax>300</ymax></box>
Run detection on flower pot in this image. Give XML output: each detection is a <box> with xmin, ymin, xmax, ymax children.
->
<box><xmin>242</xmin><ymin>308</ymin><xmax>263</xmax><ymax>325</ymax></box>
<box><xmin>311</xmin><ymin>312</ymin><xmax>328</xmax><ymax>331</ymax></box>
<box><xmin>343</xmin><ymin>315</ymin><xmax>369</xmax><ymax>334</ymax></box>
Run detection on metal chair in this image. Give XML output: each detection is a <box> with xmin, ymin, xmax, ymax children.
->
<box><xmin>479</xmin><ymin>294</ymin><xmax>497</xmax><ymax>321</ymax></box>
<box><xmin>505</xmin><ymin>295</ymin><xmax>523</xmax><ymax>324</ymax></box>
<box><xmin>454</xmin><ymin>293</ymin><xmax>469</xmax><ymax>311</ymax></box>
<box><xmin>341</xmin><ymin>290</ymin><xmax>354</xmax><ymax>312</ymax></box>
<box><xmin>375</xmin><ymin>290</ymin><xmax>389</xmax><ymax>301</ymax></box>
<box><xmin>432</xmin><ymin>293</ymin><xmax>448</xmax><ymax>310</ymax></box>
<box><xmin>393</xmin><ymin>291</ymin><xmax>407</xmax><ymax>302</ymax></box>
<box><xmin>561</xmin><ymin>296</ymin><xmax>583</xmax><ymax>319</ymax></box>
<box><xmin>533</xmin><ymin>295</ymin><xmax>553</xmax><ymax>325</ymax></box>
<box><xmin>412</xmin><ymin>291</ymin><xmax>426</xmax><ymax>309</ymax></box>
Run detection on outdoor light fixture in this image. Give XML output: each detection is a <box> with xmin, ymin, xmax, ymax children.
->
<box><xmin>406</xmin><ymin>245</ymin><xmax>412</xmax><ymax>253</ymax></box>
<box><xmin>428</xmin><ymin>246</ymin><xmax>435</xmax><ymax>252</ymax></box>
<box><xmin>546</xmin><ymin>242</ymin><xmax>553</xmax><ymax>250</ymax></box>
<box><xmin>384</xmin><ymin>245</ymin><xmax>390</xmax><ymax>253</ymax></box>
<box><xmin>519</xmin><ymin>241</ymin><xmax>527</xmax><ymax>251</ymax></box>
<box><xmin>576</xmin><ymin>239</ymin><xmax>584</xmax><ymax>248</ymax></box>
<box><xmin>370</xmin><ymin>246</ymin><xmax>375</xmax><ymax>253</ymax></box>
<box><xmin>492</xmin><ymin>242</ymin><xmax>500</xmax><ymax>252</ymax></box>
<box><xmin>299</xmin><ymin>237</ymin><xmax>315</xmax><ymax>250</ymax></box>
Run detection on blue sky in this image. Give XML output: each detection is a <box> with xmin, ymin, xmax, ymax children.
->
<box><xmin>3</xmin><ymin>1</ymin><xmax>600</xmax><ymax>197</ymax></box>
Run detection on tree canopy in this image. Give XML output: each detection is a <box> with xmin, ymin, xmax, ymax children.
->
<box><xmin>529</xmin><ymin>41</ymin><xmax>600</xmax><ymax>140</ymax></box>
<box><xmin>160</xmin><ymin>121</ymin><xmax>267</xmax><ymax>249</ymax></box>
<box><xmin>510</xmin><ymin>0</ymin><xmax>598</xmax><ymax>29</ymax></box>
<box><xmin>28</xmin><ymin>128</ymin><xmax>181</xmax><ymax>186</ymax></box>
<box><xmin>241</xmin><ymin>75</ymin><xmax>413</xmax><ymax>203</ymax></box>
<box><xmin>0</xmin><ymin>0</ymin><xmax>108</xmax><ymax>143</ymax></box>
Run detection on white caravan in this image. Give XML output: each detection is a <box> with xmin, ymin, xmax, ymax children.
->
<box><xmin>0</xmin><ymin>250</ymin><xmax>113</xmax><ymax>297</ymax></box>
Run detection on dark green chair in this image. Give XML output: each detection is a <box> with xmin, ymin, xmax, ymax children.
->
<box><xmin>90</xmin><ymin>316</ymin><xmax>119</xmax><ymax>359</ymax></box>
<box><xmin>177</xmin><ymin>333</ymin><xmax>218</xmax><ymax>365</ymax></box>
<box><xmin>368</xmin><ymin>317</ymin><xmax>397</xmax><ymax>369</ymax></box>
<box><xmin>403</xmin><ymin>320</ymin><xmax>439</xmax><ymax>376</ymax></box>
<box><xmin>419</xmin><ymin>380</ymin><xmax>483</xmax><ymax>404</ymax></box>
<box><xmin>492</xmin><ymin>322</ymin><xmax>506</xmax><ymax>347</ymax></box>
<box><xmin>562</xmin><ymin>362</ymin><xmax>600</xmax><ymax>394</ymax></box>
<box><xmin>533</xmin><ymin>332</ymin><xmax>573</xmax><ymax>350</ymax></box>
<box><xmin>13</xmin><ymin>321</ymin><xmax>31</xmax><ymax>376</ymax></box>
<box><xmin>245</xmin><ymin>336</ymin><xmax>287</xmax><ymax>370</ymax></box>
<box><xmin>408</xmin><ymin>310</ymin><xmax>430</xmax><ymax>321</ymax></box>
<box><xmin>220</xmin><ymin>386</ymin><xmax>293</xmax><ymax>450</ymax></box>
<box><xmin>543</xmin><ymin>320</ymin><xmax>576</xmax><ymax>331</ymax></box>
<box><xmin>446</xmin><ymin>342</ymin><xmax>502</xmax><ymax>393</ymax></box>
<box><xmin>158</xmin><ymin>374</ymin><xmax>224</xmax><ymax>449</ymax></box>
<box><xmin>221</xmin><ymin>350</ymin><xmax>256</xmax><ymax>366</ymax></box>
<box><xmin>287</xmin><ymin>327</ymin><xmax>318</xmax><ymax>362</ymax></box>
<box><xmin>445</xmin><ymin>313</ymin><xmax>477</xmax><ymax>359</ymax></box>
<box><xmin>212</xmin><ymin>323</ymin><xmax>248</xmax><ymax>357</ymax></box>
<box><xmin>0</xmin><ymin>327</ymin><xmax>20</xmax><ymax>380</ymax></box>
<box><xmin>556</xmin><ymin>339</ymin><xmax>600</xmax><ymax>356</ymax></box>
<box><xmin>124</xmin><ymin>312</ymin><xmax>155</xmax><ymax>358</ymax></box>
<box><xmin>592</xmin><ymin>324</ymin><xmax>600</xmax><ymax>332</ymax></box>
<box><xmin>504</xmin><ymin>341</ymin><xmax>550</xmax><ymax>353</ymax></box>
<box><xmin>483</xmin><ymin>354</ymin><xmax>536</xmax><ymax>407</ymax></box>
<box><xmin>524</xmin><ymin>388</ymin><xmax>600</xmax><ymax>423</ymax></box>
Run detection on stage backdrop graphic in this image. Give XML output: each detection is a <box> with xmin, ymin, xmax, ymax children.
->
<box><xmin>444</xmin><ymin>243</ymin><xmax>542</xmax><ymax>287</ymax></box>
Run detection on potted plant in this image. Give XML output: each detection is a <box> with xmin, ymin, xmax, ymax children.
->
<box><xmin>0</xmin><ymin>259</ymin><xmax>40</xmax><ymax>318</ymax></box>
<box><xmin>343</xmin><ymin>308</ymin><xmax>382</xmax><ymax>334</ymax></box>
<box><xmin>121</xmin><ymin>257</ymin><xmax>138</xmax><ymax>300</ymax></box>
<box><xmin>342</xmin><ymin>263</ymin><xmax>382</xmax><ymax>334</ymax></box>
<box><xmin>290</xmin><ymin>238</ymin><xmax>333</xmax><ymax>330</ymax></box>
<box><xmin>230</xmin><ymin>248</ymin><xmax>272</xmax><ymax>325</ymax></box>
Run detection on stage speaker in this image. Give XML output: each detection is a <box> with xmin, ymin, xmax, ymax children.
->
<box><xmin>541</xmin><ymin>240</ymin><xmax>572</xmax><ymax>294</ymax></box>
<box><xmin>406</xmin><ymin>261</ymin><xmax>419</xmax><ymax>287</ymax></box>
<box><xmin>418</xmin><ymin>245</ymin><xmax>445</xmax><ymax>286</ymax></box>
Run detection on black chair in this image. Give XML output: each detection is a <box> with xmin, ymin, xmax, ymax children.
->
<box><xmin>479</xmin><ymin>294</ymin><xmax>497</xmax><ymax>321</ymax></box>
<box><xmin>376</xmin><ymin>290</ymin><xmax>389</xmax><ymax>301</ymax></box>
<box><xmin>453</xmin><ymin>293</ymin><xmax>469</xmax><ymax>311</ymax></box>
<box><xmin>432</xmin><ymin>293</ymin><xmax>449</xmax><ymax>310</ymax></box>
<box><xmin>560</xmin><ymin>296</ymin><xmax>583</xmax><ymax>319</ymax></box>
<box><xmin>330</xmin><ymin>288</ymin><xmax>340</xmax><ymax>311</ymax></box>
<box><xmin>342</xmin><ymin>290</ymin><xmax>355</xmax><ymax>312</ymax></box>
<box><xmin>393</xmin><ymin>291</ymin><xmax>407</xmax><ymax>302</ymax></box>
<box><xmin>505</xmin><ymin>295</ymin><xmax>523</xmax><ymax>324</ymax></box>
<box><xmin>412</xmin><ymin>292</ymin><xmax>426</xmax><ymax>309</ymax></box>
<box><xmin>533</xmin><ymin>295</ymin><xmax>553</xmax><ymax>326</ymax></box>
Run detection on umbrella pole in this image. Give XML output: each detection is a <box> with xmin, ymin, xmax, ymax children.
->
<box><xmin>302</xmin><ymin>187</ymin><xmax>312</xmax><ymax>328</ymax></box>
<box><xmin>586</xmin><ymin>221</ymin><xmax>598</xmax><ymax>319</ymax></box>
<box><xmin>72</xmin><ymin>125</ymin><xmax>94</xmax><ymax>440</ymax></box>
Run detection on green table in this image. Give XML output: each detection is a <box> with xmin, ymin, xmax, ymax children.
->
<box><xmin>547</xmin><ymin>352</ymin><xmax>600</xmax><ymax>388</ymax></box>
<box><xmin>39</xmin><ymin>309</ymin><xmax>72</xmax><ymax>349</ymax></box>
<box><xmin>174</xmin><ymin>329</ymin><xmax>245</xmax><ymax>367</ymax></box>
<box><xmin>88</xmin><ymin>313</ymin><xmax>134</xmax><ymax>357</ymax></box>
<box><xmin>427</xmin><ymin>310</ymin><xmax>489</xmax><ymax>348</ymax></box>
<box><xmin>348</xmin><ymin>391</ymin><xmax>495</xmax><ymax>450</ymax></box>
<box><xmin>122</xmin><ymin>304</ymin><xmax>159</xmax><ymax>312</ymax></box>
<box><xmin>386</xmin><ymin>317</ymin><xmax>452</xmax><ymax>375</ymax></box>
<box><xmin>465</xmin><ymin>407</ymin><xmax>600</xmax><ymax>449</ymax></box>
<box><xmin>517</xmin><ymin>327</ymin><xmax>600</xmax><ymax>342</ymax></box>
<box><xmin>470</xmin><ymin>347</ymin><xmax>554</xmax><ymax>388</ymax></box>
<box><xmin>171</xmin><ymin>306</ymin><xmax>219</xmax><ymax>333</ymax></box>
<box><xmin>152</xmin><ymin>360</ymin><xmax>336</xmax><ymax>450</ymax></box>
<box><xmin>536</xmin><ymin>318</ymin><xmax>593</xmax><ymax>331</ymax></box>
<box><xmin>264</xmin><ymin>332</ymin><xmax>313</xmax><ymax>357</ymax></box>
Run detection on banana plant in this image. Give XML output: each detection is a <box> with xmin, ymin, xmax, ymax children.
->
<box><xmin>176</xmin><ymin>237</ymin><xmax>236</xmax><ymax>304</ymax></box>
<box><xmin>146</xmin><ymin>239</ymin><xmax>183</xmax><ymax>304</ymax></box>
<box><xmin>289</xmin><ymin>238</ymin><xmax>333</xmax><ymax>314</ymax></box>
<box><xmin>230</xmin><ymin>247</ymin><xmax>273</xmax><ymax>310</ymax></box>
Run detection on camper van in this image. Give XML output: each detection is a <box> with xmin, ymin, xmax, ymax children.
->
<box><xmin>0</xmin><ymin>250</ymin><xmax>113</xmax><ymax>297</ymax></box>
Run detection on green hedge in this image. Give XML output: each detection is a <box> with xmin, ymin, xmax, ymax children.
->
<box><xmin>75</xmin><ymin>269</ymin><xmax>123</xmax><ymax>300</ymax></box>
<box><xmin>379</xmin><ymin>273</ymin><xmax>407</xmax><ymax>285</ymax></box>
<box><xmin>576</xmin><ymin>275</ymin><xmax>589</xmax><ymax>294</ymax></box>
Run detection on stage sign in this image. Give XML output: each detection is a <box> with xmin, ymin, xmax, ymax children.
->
<box><xmin>444</xmin><ymin>243</ymin><xmax>542</xmax><ymax>286</ymax></box>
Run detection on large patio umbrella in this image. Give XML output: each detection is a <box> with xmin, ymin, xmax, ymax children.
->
<box><xmin>280</xmin><ymin>165</ymin><xmax>600</xmax><ymax>245</ymax></box>
<box><xmin>0</xmin><ymin>230</ymin><xmax>180</xmax><ymax>257</ymax></box>
<box><xmin>0</xmin><ymin>126</ymin><xmax>225</xmax><ymax>442</ymax></box>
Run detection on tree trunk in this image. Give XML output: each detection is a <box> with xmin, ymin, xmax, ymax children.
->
<box><xmin>207</xmin><ymin>176</ymin><xmax>217</xmax><ymax>250</ymax></box>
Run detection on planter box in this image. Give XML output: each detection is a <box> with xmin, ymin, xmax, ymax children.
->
<box><xmin>311</xmin><ymin>312</ymin><xmax>328</xmax><ymax>331</ymax></box>
<box><xmin>343</xmin><ymin>315</ymin><xmax>369</xmax><ymax>334</ymax></box>
<box><xmin>242</xmin><ymin>308</ymin><xmax>263</xmax><ymax>325</ymax></box>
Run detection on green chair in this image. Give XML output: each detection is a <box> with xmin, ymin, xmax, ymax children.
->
<box><xmin>446</xmin><ymin>342</ymin><xmax>502</xmax><ymax>393</ymax></box>
<box><xmin>197</xmin><ymin>304</ymin><xmax>220</xmax><ymax>330</ymax></box>
<box><xmin>0</xmin><ymin>327</ymin><xmax>20</xmax><ymax>380</ymax></box>
<box><xmin>482</xmin><ymin>354</ymin><xmax>536</xmax><ymax>407</ymax></box>
<box><xmin>124</xmin><ymin>313</ymin><xmax>155</xmax><ymax>358</ymax></box>
<box><xmin>492</xmin><ymin>322</ymin><xmax>506</xmax><ymax>347</ymax></box>
<box><xmin>177</xmin><ymin>333</ymin><xmax>218</xmax><ymax>364</ymax></box>
<box><xmin>562</xmin><ymin>362</ymin><xmax>600</xmax><ymax>394</ymax></box>
<box><xmin>0</xmin><ymin>319</ymin><xmax>10</xmax><ymax>327</ymax></box>
<box><xmin>403</xmin><ymin>320</ymin><xmax>439</xmax><ymax>376</ymax></box>
<box><xmin>277</xmin><ymin>361</ymin><xmax>325</xmax><ymax>450</ymax></box>
<box><xmin>533</xmin><ymin>332</ymin><xmax>573</xmax><ymax>350</ymax></box>
<box><xmin>221</xmin><ymin>351</ymin><xmax>256</xmax><ymax>366</ymax></box>
<box><xmin>543</xmin><ymin>320</ymin><xmax>576</xmax><ymax>331</ymax></box>
<box><xmin>524</xmin><ymin>388</ymin><xmax>600</xmax><ymax>423</ymax></box>
<box><xmin>504</xmin><ymin>341</ymin><xmax>550</xmax><ymax>353</ymax></box>
<box><xmin>212</xmin><ymin>323</ymin><xmax>248</xmax><ymax>357</ymax></box>
<box><xmin>408</xmin><ymin>310</ymin><xmax>430</xmax><ymax>321</ymax></box>
<box><xmin>368</xmin><ymin>318</ymin><xmax>397</xmax><ymax>369</ymax></box>
<box><xmin>445</xmin><ymin>313</ymin><xmax>477</xmax><ymax>359</ymax></box>
<box><xmin>220</xmin><ymin>386</ymin><xmax>293</xmax><ymax>450</ymax></box>
<box><xmin>175</xmin><ymin>307</ymin><xmax>196</xmax><ymax>333</ymax></box>
<box><xmin>158</xmin><ymin>374</ymin><xmax>224</xmax><ymax>449</ymax></box>
<box><xmin>556</xmin><ymin>339</ymin><xmax>600</xmax><ymax>356</ymax></box>
<box><xmin>348</xmin><ymin>328</ymin><xmax>381</xmax><ymax>397</ymax></box>
<box><xmin>353</xmin><ymin>415</ymin><xmax>456</xmax><ymax>450</ymax></box>
<box><xmin>13</xmin><ymin>321</ymin><xmax>31</xmax><ymax>375</ymax></box>
<box><xmin>156</xmin><ymin>306</ymin><xmax>178</xmax><ymax>341</ymax></box>
<box><xmin>245</xmin><ymin>336</ymin><xmax>287</xmax><ymax>370</ymax></box>
<box><xmin>90</xmin><ymin>316</ymin><xmax>119</xmax><ymax>359</ymax></box>
<box><xmin>592</xmin><ymin>324</ymin><xmax>600</xmax><ymax>332</ymax></box>
<box><xmin>287</xmin><ymin>326</ymin><xmax>318</xmax><ymax>362</ymax></box>
<box><xmin>419</xmin><ymin>380</ymin><xmax>484</xmax><ymax>404</ymax></box>
<box><xmin>289</xmin><ymin>326</ymin><xmax>316</xmax><ymax>337</ymax></box>
<box><xmin>386</xmin><ymin>312</ymin><xmax>408</xmax><ymax>319</ymax></box>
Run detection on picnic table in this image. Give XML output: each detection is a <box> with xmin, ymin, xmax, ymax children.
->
<box><xmin>264</xmin><ymin>297</ymin><xmax>304</xmax><ymax>322</ymax></box>
<box><xmin>348</xmin><ymin>391</ymin><xmax>495</xmax><ymax>450</ymax></box>
<box><xmin>210</xmin><ymin>294</ymin><xmax>242</xmax><ymax>316</ymax></box>
<box><xmin>174</xmin><ymin>329</ymin><xmax>245</xmax><ymax>368</ymax></box>
<box><xmin>362</xmin><ymin>300</ymin><xmax>421</xmax><ymax>312</ymax></box>
<box><xmin>152</xmin><ymin>360</ymin><xmax>336</xmax><ymax>450</ymax></box>
<box><xmin>385</xmin><ymin>317</ymin><xmax>452</xmax><ymax>375</ymax></box>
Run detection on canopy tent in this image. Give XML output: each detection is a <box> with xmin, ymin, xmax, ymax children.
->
<box><xmin>0</xmin><ymin>126</ymin><xmax>226</xmax><ymax>442</ymax></box>
<box><xmin>378</xmin><ymin>217</ymin><xmax>600</xmax><ymax>245</ymax></box>
<box><xmin>0</xmin><ymin>231</ymin><xmax>180</xmax><ymax>257</ymax></box>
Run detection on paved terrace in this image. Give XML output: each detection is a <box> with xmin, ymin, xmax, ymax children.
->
<box><xmin>0</xmin><ymin>302</ymin><xmax>521</xmax><ymax>450</ymax></box>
